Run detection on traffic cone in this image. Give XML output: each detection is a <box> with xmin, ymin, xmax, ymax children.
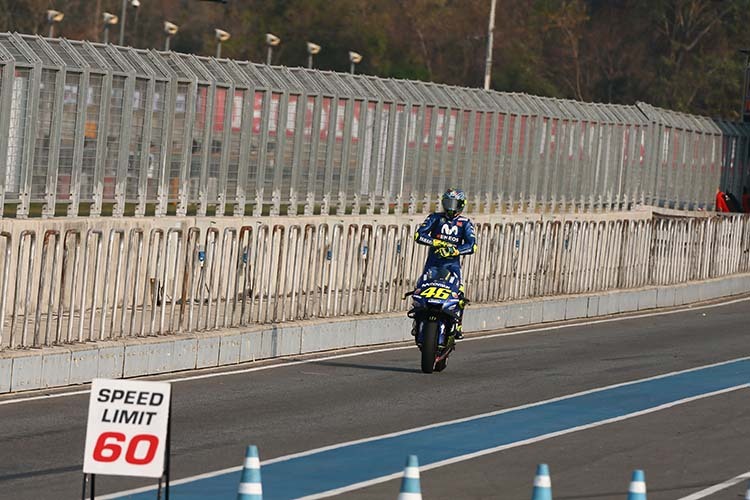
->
<box><xmin>627</xmin><ymin>469</ymin><xmax>647</xmax><ymax>500</ymax></box>
<box><xmin>397</xmin><ymin>455</ymin><xmax>422</xmax><ymax>500</ymax></box>
<box><xmin>237</xmin><ymin>445</ymin><xmax>262</xmax><ymax>500</ymax></box>
<box><xmin>531</xmin><ymin>463</ymin><xmax>552</xmax><ymax>500</ymax></box>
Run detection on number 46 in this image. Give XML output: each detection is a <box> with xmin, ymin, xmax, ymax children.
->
<box><xmin>420</xmin><ymin>286</ymin><xmax>450</xmax><ymax>299</ymax></box>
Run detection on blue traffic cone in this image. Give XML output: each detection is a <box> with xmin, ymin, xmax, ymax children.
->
<box><xmin>237</xmin><ymin>445</ymin><xmax>262</xmax><ymax>500</ymax></box>
<box><xmin>627</xmin><ymin>469</ymin><xmax>646</xmax><ymax>500</ymax></box>
<box><xmin>531</xmin><ymin>463</ymin><xmax>552</xmax><ymax>500</ymax></box>
<box><xmin>397</xmin><ymin>455</ymin><xmax>422</xmax><ymax>500</ymax></box>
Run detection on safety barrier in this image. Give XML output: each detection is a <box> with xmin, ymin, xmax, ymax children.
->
<box><xmin>0</xmin><ymin>33</ymin><xmax>748</xmax><ymax>219</ymax></box>
<box><xmin>0</xmin><ymin>212</ymin><xmax>748</xmax><ymax>350</ymax></box>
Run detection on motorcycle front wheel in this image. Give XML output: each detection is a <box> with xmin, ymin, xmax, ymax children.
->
<box><xmin>420</xmin><ymin>320</ymin><xmax>438</xmax><ymax>374</ymax></box>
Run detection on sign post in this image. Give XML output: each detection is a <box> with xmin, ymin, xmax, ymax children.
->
<box><xmin>82</xmin><ymin>378</ymin><xmax>172</xmax><ymax>499</ymax></box>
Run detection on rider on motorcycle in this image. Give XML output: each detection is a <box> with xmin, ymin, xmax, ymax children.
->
<box><xmin>413</xmin><ymin>188</ymin><xmax>477</xmax><ymax>339</ymax></box>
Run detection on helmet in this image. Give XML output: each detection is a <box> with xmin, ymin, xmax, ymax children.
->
<box><xmin>441</xmin><ymin>189</ymin><xmax>466</xmax><ymax>218</ymax></box>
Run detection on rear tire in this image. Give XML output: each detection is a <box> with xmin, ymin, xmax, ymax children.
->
<box><xmin>420</xmin><ymin>320</ymin><xmax>438</xmax><ymax>374</ymax></box>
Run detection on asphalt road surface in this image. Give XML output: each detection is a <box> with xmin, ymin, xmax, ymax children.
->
<box><xmin>1</xmin><ymin>295</ymin><xmax>749</xmax><ymax>499</ymax></box>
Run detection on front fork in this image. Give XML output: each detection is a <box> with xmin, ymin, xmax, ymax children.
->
<box><xmin>414</xmin><ymin>319</ymin><xmax>454</xmax><ymax>348</ymax></box>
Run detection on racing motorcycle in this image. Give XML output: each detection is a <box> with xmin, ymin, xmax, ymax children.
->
<box><xmin>406</xmin><ymin>267</ymin><xmax>463</xmax><ymax>373</ymax></box>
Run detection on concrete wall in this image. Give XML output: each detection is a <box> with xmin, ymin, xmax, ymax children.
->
<box><xmin>2</xmin><ymin>273</ymin><xmax>749</xmax><ymax>394</ymax></box>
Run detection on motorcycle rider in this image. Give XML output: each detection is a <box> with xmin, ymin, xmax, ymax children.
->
<box><xmin>413</xmin><ymin>188</ymin><xmax>477</xmax><ymax>339</ymax></box>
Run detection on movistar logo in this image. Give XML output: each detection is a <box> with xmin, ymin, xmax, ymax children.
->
<box><xmin>441</xmin><ymin>224</ymin><xmax>458</xmax><ymax>236</ymax></box>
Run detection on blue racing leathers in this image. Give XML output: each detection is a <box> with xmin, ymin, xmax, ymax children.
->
<box><xmin>414</xmin><ymin>212</ymin><xmax>477</xmax><ymax>282</ymax></box>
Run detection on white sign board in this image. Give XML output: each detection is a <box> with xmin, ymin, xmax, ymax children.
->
<box><xmin>83</xmin><ymin>379</ymin><xmax>171</xmax><ymax>478</ymax></box>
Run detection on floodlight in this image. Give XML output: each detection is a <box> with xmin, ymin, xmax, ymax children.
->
<box><xmin>215</xmin><ymin>29</ymin><xmax>231</xmax><ymax>42</ymax></box>
<box><xmin>47</xmin><ymin>10</ymin><xmax>64</xmax><ymax>23</ymax></box>
<box><xmin>306</xmin><ymin>42</ymin><xmax>321</xmax><ymax>55</ymax></box>
<box><xmin>103</xmin><ymin>12</ymin><xmax>119</xmax><ymax>25</ymax></box>
<box><xmin>164</xmin><ymin>21</ymin><xmax>179</xmax><ymax>36</ymax></box>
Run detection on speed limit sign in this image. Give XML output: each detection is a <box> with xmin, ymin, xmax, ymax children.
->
<box><xmin>83</xmin><ymin>379</ymin><xmax>171</xmax><ymax>478</ymax></box>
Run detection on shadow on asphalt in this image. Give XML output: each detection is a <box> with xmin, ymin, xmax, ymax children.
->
<box><xmin>312</xmin><ymin>360</ymin><xmax>421</xmax><ymax>374</ymax></box>
<box><xmin>0</xmin><ymin>464</ymin><xmax>82</xmax><ymax>482</ymax></box>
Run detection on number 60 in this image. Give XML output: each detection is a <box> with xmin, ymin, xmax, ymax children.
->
<box><xmin>93</xmin><ymin>432</ymin><xmax>159</xmax><ymax>465</ymax></box>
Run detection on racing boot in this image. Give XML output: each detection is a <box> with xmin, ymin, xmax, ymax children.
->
<box><xmin>454</xmin><ymin>322</ymin><xmax>464</xmax><ymax>340</ymax></box>
<box><xmin>454</xmin><ymin>295</ymin><xmax>466</xmax><ymax>340</ymax></box>
<box><xmin>411</xmin><ymin>319</ymin><xmax>418</xmax><ymax>337</ymax></box>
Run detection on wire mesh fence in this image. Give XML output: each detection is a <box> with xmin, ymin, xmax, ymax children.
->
<box><xmin>0</xmin><ymin>33</ymin><xmax>748</xmax><ymax>219</ymax></box>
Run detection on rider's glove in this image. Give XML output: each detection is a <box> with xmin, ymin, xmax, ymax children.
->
<box><xmin>436</xmin><ymin>245</ymin><xmax>460</xmax><ymax>258</ymax></box>
<box><xmin>432</xmin><ymin>239</ymin><xmax>450</xmax><ymax>248</ymax></box>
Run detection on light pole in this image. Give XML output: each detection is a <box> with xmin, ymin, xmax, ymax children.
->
<box><xmin>265</xmin><ymin>33</ymin><xmax>280</xmax><ymax>65</ymax></box>
<box><xmin>306</xmin><ymin>42</ymin><xmax>321</xmax><ymax>69</ymax></box>
<box><xmin>215</xmin><ymin>29</ymin><xmax>230</xmax><ymax>58</ymax></box>
<box><xmin>349</xmin><ymin>51</ymin><xmax>362</xmax><ymax>74</ymax></box>
<box><xmin>131</xmin><ymin>0</ymin><xmax>140</xmax><ymax>46</ymax></box>
<box><xmin>740</xmin><ymin>49</ymin><xmax>750</xmax><ymax>123</ymax></box>
<box><xmin>164</xmin><ymin>21</ymin><xmax>178</xmax><ymax>51</ymax></box>
<box><xmin>483</xmin><ymin>0</ymin><xmax>498</xmax><ymax>90</ymax></box>
<box><xmin>102</xmin><ymin>12</ymin><xmax>119</xmax><ymax>44</ymax></box>
<box><xmin>46</xmin><ymin>10</ymin><xmax>64</xmax><ymax>38</ymax></box>
<box><xmin>119</xmin><ymin>0</ymin><xmax>140</xmax><ymax>46</ymax></box>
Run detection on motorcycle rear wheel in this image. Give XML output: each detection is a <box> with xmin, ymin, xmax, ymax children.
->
<box><xmin>420</xmin><ymin>320</ymin><xmax>439</xmax><ymax>374</ymax></box>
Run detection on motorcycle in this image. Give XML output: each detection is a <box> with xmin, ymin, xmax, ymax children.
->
<box><xmin>406</xmin><ymin>267</ymin><xmax>463</xmax><ymax>373</ymax></box>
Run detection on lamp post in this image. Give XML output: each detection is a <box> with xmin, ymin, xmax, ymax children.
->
<box><xmin>349</xmin><ymin>51</ymin><xmax>362</xmax><ymax>74</ymax></box>
<box><xmin>102</xmin><ymin>12</ymin><xmax>119</xmax><ymax>44</ymax></box>
<box><xmin>215</xmin><ymin>29</ymin><xmax>230</xmax><ymax>58</ymax></box>
<box><xmin>46</xmin><ymin>10</ymin><xmax>64</xmax><ymax>38</ymax></box>
<box><xmin>119</xmin><ymin>0</ymin><xmax>140</xmax><ymax>46</ymax></box>
<box><xmin>164</xmin><ymin>21</ymin><xmax>178</xmax><ymax>51</ymax></box>
<box><xmin>483</xmin><ymin>0</ymin><xmax>498</xmax><ymax>90</ymax></box>
<box><xmin>265</xmin><ymin>33</ymin><xmax>280</xmax><ymax>65</ymax></box>
<box><xmin>741</xmin><ymin>49</ymin><xmax>750</xmax><ymax>123</ymax></box>
<box><xmin>306</xmin><ymin>42</ymin><xmax>321</xmax><ymax>69</ymax></box>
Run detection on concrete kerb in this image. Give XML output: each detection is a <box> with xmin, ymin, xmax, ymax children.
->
<box><xmin>41</xmin><ymin>347</ymin><xmax>72</xmax><ymax>388</ymax></box>
<box><xmin>261</xmin><ymin>325</ymin><xmax>302</xmax><ymax>358</ymax></box>
<box><xmin>0</xmin><ymin>354</ymin><xmax>11</xmax><ymax>392</ymax></box>
<box><xmin>637</xmin><ymin>289</ymin><xmax>658</xmax><ymax>311</ymax></box>
<box><xmin>97</xmin><ymin>343</ymin><xmax>125</xmax><ymax>379</ymax></box>
<box><xmin>656</xmin><ymin>287</ymin><xmax>676</xmax><ymax>308</ymax></box>
<box><xmin>541</xmin><ymin>297</ymin><xmax>567</xmax><ymax>323</ymax></box>
<box><xmin>218</xmin><ymin>334</ymin><xmax>242</xmax><ymax>366</ymax></box>
<box><xmin>2</xmin><ymin>273</ymin><xmax>750</xmax><ymax>394</ymax></box>
<box><xmin>586</xmin><ymin>295</ymin><xmax>600</xmax><ymax>317</ymax></box>
<box><xmin>565</xmin><ymin>296</ymin><xmax>589</xmax><ymax>320</ymax></box>
<box><xmin>9</xmin><ymin>350</ymin><xmax>43</xmax><ymax>392</ymax></box>
<box><xmin>69</xmin><ymin>343</ymin><xmax>103</xmax><ymax>384</ymax></box>
<box><xmin>196</xmin><ymin>336</ymin><xmax>221</xmax><ymax>369</ymax></box>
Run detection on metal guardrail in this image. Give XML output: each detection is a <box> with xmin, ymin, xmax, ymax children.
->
<box><xmin>1</xmin><ymin>213</ymin><xmax>748</xmax><ymax>350</ymax></box>
<box><xmin>0</xmin><ymin>33</ymin><xmax>748</xmax><ymax>219</ymax></box>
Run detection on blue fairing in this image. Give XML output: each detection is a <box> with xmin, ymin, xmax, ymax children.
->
<box><xmin>410</xmin><ymin>268</ymin><xmax>462</xmax><ymax>346</ymax></box>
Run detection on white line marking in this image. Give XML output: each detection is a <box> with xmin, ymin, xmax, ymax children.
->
<box><xmin>101</xmin><ymin>358</ymin><xmax>750</xmax><ymax>499</ymax></box>
<box><xmin>2</xmin><ymin>293</ymin><xmax>749</xmax><ymax>407</ymax></box>
<box><xmin>677</xmin><ymin>471</ymin><xmax>750</xmax><ymax>499</ymax></box>
<box><xmin>0</xmin><ymin>388</ymin><xmax>91</xmax><ymax>406</ymax></box>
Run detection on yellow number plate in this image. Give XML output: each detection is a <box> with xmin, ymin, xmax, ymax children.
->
<box><xmin>419</xmin><ymin>286</ymin><xmax>451</xmax><ymax>299</ymax></box>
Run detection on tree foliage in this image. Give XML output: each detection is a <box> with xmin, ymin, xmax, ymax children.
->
<box><xmin>2</xmin><ymin>0</ymin><xmax>749</xmax><ymax>119</ymax></box>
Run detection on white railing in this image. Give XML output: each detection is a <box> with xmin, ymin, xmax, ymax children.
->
<box><xmin>0</xmin><ymin>212</ymin><xmax>748</xmax><ymax>350</ymax></box>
